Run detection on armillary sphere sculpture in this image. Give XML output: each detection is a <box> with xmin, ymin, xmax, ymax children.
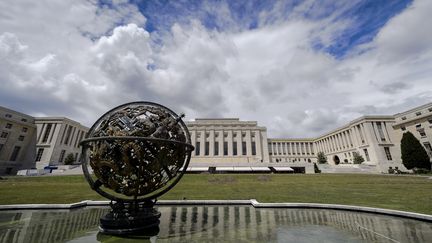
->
<box><xmin>80</xmin><ymin>101</ymin><xmax>194</xmax><ymax>235</ymax></box>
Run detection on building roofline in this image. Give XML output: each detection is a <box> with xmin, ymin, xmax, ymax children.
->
<box><xmin>34</xmin><ymin>116</ymin><xmax>89</xmax><ymax>129</ymax></box>
<box><xmin>0</xmin><ymin>105</ymin><xmax>34</xmax><ymax>120</ymax></box>
<box><xmin>393</xmin><ymin>102</ymin><xmax>432</xmax><ymax>117</ymax></box>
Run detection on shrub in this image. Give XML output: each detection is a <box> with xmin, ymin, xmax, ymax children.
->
<box><xmin>401</xmin><ymin>131</ymin><xmax>431</xmax><ymax>171</ymax></box>
<box><xmin>353</xmin><ymin>152</ymin><xmax>365</xmax><ymax>164</ymax></box>
<box><xmin>64</xmin><ymin>153</ymin><xmax>75</xmax><ymax>165</ymax></box>
<box><xmin>317</xmin><ymin>152</ymin><xmax>327</xmax><ymax>164</ymax></box>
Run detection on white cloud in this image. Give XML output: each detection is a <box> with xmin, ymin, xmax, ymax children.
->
<box><xmin>0</xmin><ymin>0</ymin><xmax>431</xmax><ymax>139</ymax></box>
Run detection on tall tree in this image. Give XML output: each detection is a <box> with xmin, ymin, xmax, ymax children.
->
<box><xmin>353</xmin><ymin>152</ymin><xmax>365</xmax><ymax>164</ymax></box>
<box><xmin>400</xmin><ymin>131</ymin><xmax>431</xmax><ymax>170</ymax></box>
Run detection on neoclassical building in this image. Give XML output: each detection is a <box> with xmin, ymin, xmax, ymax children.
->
<box><xmin>1</xmin><ymin>102</ymin><xmax>431</xmax><ymax>174</ymax></box>
<box><xmin>0</xmin><ymin>106</ymin><xmax>37</xmax><ymax>175</ymax></box>
<box><xmin>187</xmin><ymin>103</ymin><xmax>432</xmax><ymax>173</ymax></box>
<box><xmin>34</xmin><ymin>117</ymin><xmax>89</xmax><ymax>169</ymax></box>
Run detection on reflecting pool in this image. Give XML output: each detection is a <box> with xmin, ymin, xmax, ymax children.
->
<box><xmin>1</xmin><ymin>206</ymin><xmax>431</xmax><ymax>242</ymax></box>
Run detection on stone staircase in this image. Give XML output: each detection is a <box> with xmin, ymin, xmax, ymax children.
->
<box><xmin>317</xmin><ymin>164</ymin><xmax>379</xmax><ymax>174</ymax></box>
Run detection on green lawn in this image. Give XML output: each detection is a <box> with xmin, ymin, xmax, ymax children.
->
<box><xmin>1</xmin><ymin>174</ymin><xmax>431</xmax><ymax>214</ymax></box>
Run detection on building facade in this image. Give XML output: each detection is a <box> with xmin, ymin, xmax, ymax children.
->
<box><xmin>392</xmin><ymin>102</ymin><xmax>432</xmax><ymax>160</ymax></box>
<box><xmin>186</xmin><ymin>118</ymin><xmax>270</xmax><ymax>165</ymax></box>
<box><xmin>34</xmin><ymin>117</ymin><xmax>89</xmax><ymax>169</ymax></box>
<box><xmin>0</xmin><ymin>106</ymin><xmax>37</xmax><ymax>175</ymax></box>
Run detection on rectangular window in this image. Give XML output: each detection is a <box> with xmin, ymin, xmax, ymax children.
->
<box><xmin>384</xmin><ymin>147</ymin><xmax>392</xmax><ymax>160</ymax></box>
<box><xmin>363</xmin><ymin>149</ymin><xmax>370</xmax><ymax>161</ymax></box>
<box><xmin>22</xmin><ymin>127</ymin><xmax>28</xmax><ymax>133</ymax></box>
<box><xmin>428</xmin><ymin>119</ymin><xmax>432</xmax><ymax>124</ymax></box>
<box><xmin>21</xmin><ymin>118</ymin><xmax>27</xmax><ymax>122</ymax></box>
<box><xmin>224</xmin><ymin>142</ymin><xmax>228</xmax><ymax>155</ymax></box>
<box><xmin>401</xmin><ymin>116</ymin><xmax>406</xmax><ymax>120</ymax></box>
<box><xmin>233</xmin><ymin>142</ymin><xmax>237</xmax><ymax>156</ymax></box>
<box><xmin>36</xmin><ymin>148</ymin><xmax>44</xmax><ymax>162</ymax></box>
<box><xmin>416</xmin><ymin>124</ymin><xmax>422</xmax><ymax>128</ymax></box>
<box><xmin>214</xmin><ymin>142</ymin><xmax>219</xmax><ymax>156</ymax></box>
<box><xmin>419</xmin><ymin>130</ymin><xmax>426</xmax><ymax>137</ymax></box>
<box><xmin>18</xmin><ymin>135</ymin><xmax>25</xmax><ymax>141</ymax></box>
<box><xmin>376</xmin><ymin>122</ymin><xmax>386</xmax><ymax>141</ymax></box>
<box><xmin>195</xmin><ymin>142</ymin><xmax>200</xmax><ymax>156</ymax></box>
<box><xmin>64</xmin><ymin>125</ymin><xmax>73</xmax><ymax>145</ymax></box>
<box><xmin>0</xmin><ymin>132</ymin><xmax>8</xmax><ymax>138</ymax></box>
<box><xmin>5</xmin><ymin>114</ymin><xmax>12</xmax><ymax>118</ymax></box>
<box><xmin>242</xmin><ymin>142</ymin><xmax>247</xmax><ymax>155</ymax></box>
<box><xmin>9</xmin><ymin>146</ymin><xmax>21</xmax><ymax>161</ymax></box>
<box><xmin>5</xmin><ymin>123</ymin><xmax>12</xmax><ymax>129</ymax></box>
<box><xmin>59</xmin><ymin>150</ymin><xmax>66</xmax><ymax>163</ymax></box>
<box><xmin>416</xmin><ymin>112</ymin><xmax>422</xmax><ymax>116</ymax></box>
<box><xmin>205</xmin><ymin>142</ymin><xmax>209</xmax><ymax>156</ymax></box>
<box><xmin>252</xmin><ymin>142</ymin><xmax>256</xmax><ymax>156</ymax></box>
<box><xmin>42</xmin><ymin>124</ymin><xmax>52</xmax><ymax>143</ymax></box>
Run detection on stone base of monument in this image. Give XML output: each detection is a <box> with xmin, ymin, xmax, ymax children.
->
<box><xmin>99</xmin><ymin>203</ymin><xmax>161</xmax><ymax>236</ymax></box>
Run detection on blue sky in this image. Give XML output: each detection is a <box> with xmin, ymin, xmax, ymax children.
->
<box><xmin>0</xmin><ymin>0</ymin><xmax>431</xmax><ymax>137</ymax></box>
<box><xmin>132</xmin><ymin>0</ymin><xmax>412</xmax><ymax>58</ymax></box>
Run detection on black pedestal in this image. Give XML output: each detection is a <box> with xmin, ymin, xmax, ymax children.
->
<box><xmin>99</xmin><ymin>201</ymin><xmax>161</xmax><ymax>236</ymax></box>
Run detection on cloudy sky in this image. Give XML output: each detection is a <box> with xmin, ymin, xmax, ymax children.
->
<box><xmin>1</xmin><ymin>0</ymin><xmax>431</xmax><ymax>138</ymax></box>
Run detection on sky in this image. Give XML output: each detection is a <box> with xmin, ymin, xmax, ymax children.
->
<box><xmin>1</xmin><ymin>0</ymin><xmax>431</xmax><ymax>138</ymax></box>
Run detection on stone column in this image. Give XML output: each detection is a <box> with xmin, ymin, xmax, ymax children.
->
<box><xmin>218</xmin><ymin>130</ymin><xmax>223</xmax><ymax>157</ymax></box>
<box><xmin>236</xmin><ymin>130</ymin><xmax>242</xmax><ymax>156</ymax></box>
<box><xmin>228</xmin><ymin>130</ymin><xmax>233</xmax><ymax>156</ymax></box>
<box><xmin>200</xmin><ymin>131</ymin><xmax>205</xmax><ymax>156</ymax></box>
<box><xmin>261</xmin><ymin>130</ymin><xmax>270</xmax><ymax>163</ymax></box>
<box><xmin>246</xmin><ymin>130</ymin><xmax>252</xmax><ymax>156</ymax></box>
<box><xmin>191</xmin><ymin>130</ymin><xmax>196</xmax><ymax>154</ymax></box>
<box><xmin>254</xmin><ymin>130</ymin><xmax>262</xmax><ymax>161</ymax></box>
<box><xmin>209</xmin><ymin>130</ymin><xmax>215</xmax><ymax>156</ymax></box>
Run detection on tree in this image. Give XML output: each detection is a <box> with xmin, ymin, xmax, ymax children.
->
<box><xmin>64</xmin><ymin>153</ymin><xmax>75</xmax><ymax>165</ymax></box>
<box><xmin>317</xmin><ymin>152</ymin><xmax>327</xmax><ymax>164</ymax></box>
<box><xmin>401</xmin><ymin>131</ymin><xmax>431</xmax><ymax>170</ymax></box>
<box><xmin>353</xmin><ymin>152</ymin><xmax>365</xmax><ymax>164</ymax></box>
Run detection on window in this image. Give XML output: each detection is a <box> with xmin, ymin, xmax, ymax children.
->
<box><xmin>5</xmin><ymin>114</ymin><xmax>12</xmax><ymax>118</ymax></box>
<box><xmin>0</xmin><ymin>144</ymin><xmax>3</xmax><ymax>153</ymax></box>
<box><xmin>223</xmin><ymin>142</ymin><xmax>228</xmax><ymax>156</ymax></box>
<box><xmin>401</xmin><ymin>126</ymin><xmax>406</xmax><ymax>131</ymax></box>
<box><xmin>233</xmin><ymin>142</ymin><xmax>237</xmax><ymax>156</ymax></box>
<box><xmin>419</xmin><ymin>130</ymin><xmax>426</xmax><ymax>137</ymax></box>
<box><xmin>64</xmin><ymin>125</ymin><xmax>73</xmax><ymax>145</ymax></box>
<box><xmin>252</xmin><ymin>142</ymin><xmax>256</xmax><ymax>155</ymax></box>
<box><xmin>242</xmin><ymin>142</ymin><xmax>247</xmax><ymax>155</ymax></box>
<box><xmin>205</xmin><ymin>142</ymin><xmax>209</xmax><ymax>156</ymax></box>
<box><xmin>401</xmin><ymin>116</ymin><xmax>406</xmax><ymax>120</ymax></box>
<box><xmin>5</xmin><ymin>123</ymin><xmax>12</xmax><ymax>129</ymax></box>
<box><xmin>59</xmin><ymin>150</ymin><xmax>66</xmax><ymax>163</ymax></box>
<box><xmin>9</xmin><ymin>146</ymin><xmax>21</xmax><ymax>161</ymax></box>
<box><xmin>415</xmin><ymin>124</ymin><xmax>422</xmax><ymax>128</ymax></box>
<box><xmin>195</xmin><ymin>142</ymin><xmax>200</xmax><ymax>156</ymax></box>
<box><xmin>429</xmin><ymin>108</ymin><xmax>432</xmax><ymax>112</ymax></box>
<box><xmin>428</xmin><ymin>119</ymin><xmax>432</xmax><ymax>124</ymax></box>
<box><xmin>18</xmin><ymin>135</ymin><xmax>25</xmax><ymax>141</ymax></box>
<box><xmin>36</xmin><ymin>148</ymin><xmax>44</xmax><ymax>162</ymax></box>
<box><xmin>384</xmin><ymin>147</ymin><xmax>392</xmax><ymax>160</ymax></box>
<box><xmin>0</xmin><ymin>132</ymin><xmax>8</xmax><ymax>138</ymax></box>
<box><xmin>42</xmin><ymin>124</ymin><xmax>52</xmax><ymax>143</ymax></box>
<box><xmin>22</xmin><ymin>127</ymin><xmax>28</xmax><ymax>133</ymax></box>
<box><xmin>376</xmin><ymin>122</ymin><xmax>386</xmax><ymax>141</ymax></box>
<box><xmin>214</xmin><ymin>142</ymin><xmax>219</xmax><ymax>156</ymax></box>
<box><xmin>21</xmin><ymin>118</ymin><xmax>27</xmax><ymax>122</ymax></box>
<box><xmin>416</xmin><ymin>112</ymin><xmax>422</xmax><ymax>116</ymax></box>
<box><xmin>363</xmin><ymin>149</ymin><xmax>370</xmax><ymax>161</ymax></box>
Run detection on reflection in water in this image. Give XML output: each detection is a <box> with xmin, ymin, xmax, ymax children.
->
<box><xmin>0</xmin><ymin>206</ymin><xmax>431</xmax><ymax>243</ymax></box>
